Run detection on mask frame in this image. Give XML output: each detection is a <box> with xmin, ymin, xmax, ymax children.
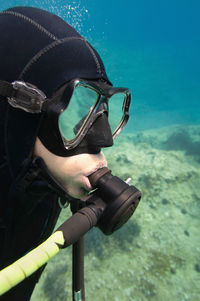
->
<box><xmin>56</xmin><ymin>79</ymin><xmax>131</xmax><ymax>150</ymax></box>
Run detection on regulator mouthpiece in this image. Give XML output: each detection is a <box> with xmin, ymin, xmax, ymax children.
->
<box><xmin>87</xmin><ymin>167</ymin><xmax>141</xmax><ymax>235</ymax></box>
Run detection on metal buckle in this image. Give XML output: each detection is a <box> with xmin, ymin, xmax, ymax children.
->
<box><xmin>8</xmin><ymin>81</ymin><xmax>46</xmax><ymax>113</ymax></box>
<box><xmin>58</xmin><ymin>197</ymin><xmax>69</xmax><ymax>209</ymax></box>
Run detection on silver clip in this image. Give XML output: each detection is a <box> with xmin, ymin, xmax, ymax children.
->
<box><xmin>74</xmin><ymin>290</ymin><xmax>82</xmax><ymax>301</ymax></box>
<box><xmin>125</xmin><ymin>177</ymin><xmax>132</xmax><ymax>184</ymax></box>
<box><xmin>8</xmin><ymin>81</ymin><xmax>46</xmax><ymax>113</ymax></box>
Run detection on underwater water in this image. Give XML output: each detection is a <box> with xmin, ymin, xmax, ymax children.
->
<box><xmin>1</xmin><ymin>0</ymin><xmax>200</xmax><ymax>300</ymax></box>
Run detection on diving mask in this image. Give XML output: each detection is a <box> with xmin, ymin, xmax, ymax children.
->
<box><xmin>0</xmin><ymin>78</ymin><xmax>131</xmax><ymax>154</ymax></box>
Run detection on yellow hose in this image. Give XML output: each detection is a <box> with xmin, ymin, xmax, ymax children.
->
<box><xmin>0</xmin><ymin>231</ymin><xmax>65</xmax><ymax>296</ymax></box>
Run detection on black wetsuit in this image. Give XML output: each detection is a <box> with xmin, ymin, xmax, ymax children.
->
<box><xmin>0</xmin><ymin>100</ymin><xmax>62</xmax><ymax>299</ymax></box>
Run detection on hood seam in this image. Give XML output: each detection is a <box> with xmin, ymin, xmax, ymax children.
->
<box><xmin>84</xmin><ymin>41</ymin><xmax>102</xmax><ymax>76</ymax></box>
<box><xmin>19</xmin><ymin>37</ymin><xmax>103</xmax><ymax>81</ymax></box>
<box><xmin>0</xmin><ymin>10</ymin><xmax>103</xmax><ymax>82</ymax></box>
<box><xmin>0</xmin><ymin>10</ymin><xmax>58</xmax><ymax>41</ymax></box>
<box><xmin>19</xmin><ymin>37</ymin><xmax>85</xmax><ymax>80</ymax></box>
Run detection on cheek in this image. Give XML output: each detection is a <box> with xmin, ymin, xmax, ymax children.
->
<box><xmin>54</xmin><ymin>152</ymin><xmax>107</xmax><ymax>178</ymax></box>
<box><xmin>44</xmin><ymin>157</ymin><xmax>75</xmax><ymax>183</ymax></box>
<box><xmin>54</xmin><ymin>158</ymin><xmax>81</xmax><ymax>180</ymax></box>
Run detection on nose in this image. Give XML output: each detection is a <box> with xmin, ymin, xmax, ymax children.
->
<box><xmin>77</xmin><ymin>113</ymin><xmax>114</xmax><ymax>152</ymax></box>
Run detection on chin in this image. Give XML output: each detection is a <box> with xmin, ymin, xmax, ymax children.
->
<box><xmin>66</xmin><ymin>186</ymin><xmax>90</xmax><ymax>200</ymax></box>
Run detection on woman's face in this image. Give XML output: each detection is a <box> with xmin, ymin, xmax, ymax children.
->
<box><xmin>34</xmin><ymin>137</ymin><xmax>107</xmax><ymax>199</ymax></box>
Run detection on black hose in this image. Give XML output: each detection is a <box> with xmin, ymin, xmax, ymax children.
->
<box><xmin>57</xmin><ymin>206</ymin><xmax>99</xmax><ymax>248</ymax></box>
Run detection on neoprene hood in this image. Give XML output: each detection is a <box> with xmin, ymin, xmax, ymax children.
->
<box><xmin>0</xmin><ymin>6</ymin><xmax>111</xmax><ymax>176</ymax></box>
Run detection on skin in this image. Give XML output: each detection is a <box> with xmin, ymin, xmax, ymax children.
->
<box><xmin>34</xmin><ymin>137</ymin><xmax>107</xmax><ymax>199</ymax></box>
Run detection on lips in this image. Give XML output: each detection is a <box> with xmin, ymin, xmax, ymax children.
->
<box><xmin>82</xmin><ymin>176</ymin><xmax>92</xmax><ymax>191</ymax></box>
<box><xmin>82</xmin><ymin>162</ymin><xmax>107</xmax><ymax>191</ymax></box>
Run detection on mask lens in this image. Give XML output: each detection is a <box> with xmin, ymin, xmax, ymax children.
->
<box><xmin>108</xmin><ymin>93</ymin><xmax>126</xmax><ymax>134</ymax></box>
<box><xmin>59</xmin><ymin>84</ymin><xmax>99</xmax><ymax>141</ymax></box>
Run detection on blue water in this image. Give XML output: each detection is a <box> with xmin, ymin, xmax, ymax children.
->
<box><xmin>1</xmin><ymin>0</ymin><xmax>200</xmax><ymax>132</ymax></box>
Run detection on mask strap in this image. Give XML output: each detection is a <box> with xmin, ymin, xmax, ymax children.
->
<box><xmin>0</xmin><ymin>80</ymin><xmax>14</xmax><ymax>98</ymax></box>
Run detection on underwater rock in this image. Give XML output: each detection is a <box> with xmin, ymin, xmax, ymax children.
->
<box><xmin>162</xmin><ymin>198</ymin><xmax>169</xmax><ymax>205</ymax></box>
<box><xmin>170</xmin><ymin>267</ymin><xmax>176</xmax><ymax>274</ymax></box>
<box><xmin>162</xmin><ymin>128</ymin><xmax>200</xmax><ymax>162</ymax></box>
<box><xmin>116</xmin><ymin>153</ymin><xmax>131</xmax><ymax>164</ymax></box>
<box><xmin>130</xmin><ymin>124</ymin><xmax>200</xmax><ymax>162</ymax></box>
<box><xmin>181</xmin><ymin>208</ymin><xmax>187</xmax><ymax>214</ymax></box>
<box><xmin>194</xmin><ymin>264</ymin><xmax>200</xmax><ymax>273</ymax></box>
<box><xmin>184</xmin><ymin>230</ymin><xmax>190</xmax><ymax>237</ymax></box>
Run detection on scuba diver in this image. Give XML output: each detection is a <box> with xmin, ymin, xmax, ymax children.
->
<box><xmin>0</xmin><ymin>6</ymin><xmax>139</xmax><ymax>301</ymax></box>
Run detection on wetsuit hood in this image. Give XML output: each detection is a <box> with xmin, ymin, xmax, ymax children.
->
<box><xmin>0</xmin><ymin>6</ymin><xmax>111</xmax><ymax>177</ymax></box>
